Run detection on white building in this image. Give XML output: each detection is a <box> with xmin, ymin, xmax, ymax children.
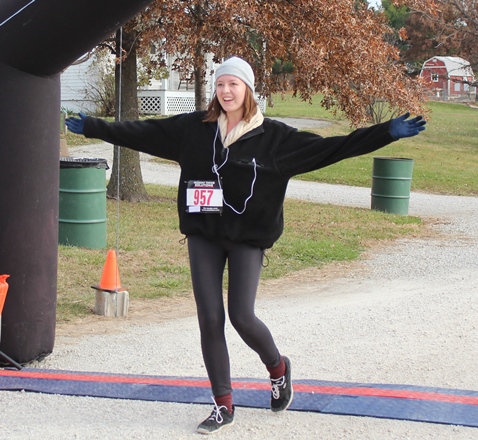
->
<box><xmin>61</xmin><ymin>56</ymin><xmax>98</xmax><ymax>113</ymax></box>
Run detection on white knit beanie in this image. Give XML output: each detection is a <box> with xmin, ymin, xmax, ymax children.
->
<box><xmin>215</xmin><ymin>57</ymin><xmax>255</xmax><ymax>92</ymax></box>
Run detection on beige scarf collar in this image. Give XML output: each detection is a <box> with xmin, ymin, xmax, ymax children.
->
<box><xmin>218</xmin><ymin>108</ymin><xmax>264</xmax><ymax>148</ymax></box>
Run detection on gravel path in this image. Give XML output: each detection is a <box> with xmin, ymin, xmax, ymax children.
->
<box><xmin>1</xmin><ymin>121</ymin><xmax>477</xmax><ymax>439</ymax></box>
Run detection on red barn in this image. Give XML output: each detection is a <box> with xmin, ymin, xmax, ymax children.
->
<box><xmin>420</xmin><ymin>56</ymin><xmax>476</xmax><ymax>101</ymax></box>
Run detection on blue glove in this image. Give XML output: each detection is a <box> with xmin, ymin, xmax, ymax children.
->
<box><xmin>65</xmin><ymin>112</ymin><xmax>87</xmax><ymax>135</ymax></box>
<box><xmin>389</xmin><ymin>113</ymin><xmax>426</xmax><ymax>140</ymax></box>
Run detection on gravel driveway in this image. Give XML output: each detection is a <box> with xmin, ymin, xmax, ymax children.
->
<box><xmin>1</xmin><ymin>121</ymin><xmax>477</xmax><ymax>439</ymax></box>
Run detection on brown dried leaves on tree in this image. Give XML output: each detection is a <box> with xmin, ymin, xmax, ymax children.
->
<box><xmin>404</xmin><ymin>0</ymin><xmax>478</xmax><ymax>74</ymax></box>
<box><xmin>135</xmin><ymin>0</ymin><xmax>437</xmax><ymax>126</ymax></box>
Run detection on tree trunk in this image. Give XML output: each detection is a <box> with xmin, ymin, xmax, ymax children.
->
<box><xmin>194</xmin><ymin>45</ymin><xmax>207</xmax><ymax>111</ymax></box>
<box><xmin>107</xmin><ymin>27</ymin><xmax>149</xmax><ymax>202</ymax></box>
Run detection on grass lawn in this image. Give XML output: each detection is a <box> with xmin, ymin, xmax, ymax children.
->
<box><xmin>58</xmin><ymin>185</ymin><xmax>423</xmax><ymax>322</ymax></box>
<box><xmin>265</xmin><ymin>95</ymin><xmax>477</xmax><ymax>196</ymax></box>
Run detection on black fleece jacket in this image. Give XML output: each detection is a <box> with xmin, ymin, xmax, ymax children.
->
<box><xmin>84</xmin><ymin>112</ymin><xmax>396</xmax><ymax>248</ymax></box>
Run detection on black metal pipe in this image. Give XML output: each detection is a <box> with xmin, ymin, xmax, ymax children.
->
<box><xmin>0</xmin><ymin>350</ymin><xmax>23</xmax><ymax>370</ymax></box>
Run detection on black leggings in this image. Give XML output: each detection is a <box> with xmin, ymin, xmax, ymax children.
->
<box><xmin>187</xmin><ymin>234</ymin><xmax>281</xmax><ymax>397</ymax></box>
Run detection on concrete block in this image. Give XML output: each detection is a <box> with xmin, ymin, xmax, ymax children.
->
<box><xmin>95</xmin><ymin>290</ymin><xmax>129</xmax><ymax>317</ymax></box>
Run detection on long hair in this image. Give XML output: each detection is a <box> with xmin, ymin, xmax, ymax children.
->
<box><xmin>203</xmin><ymin>87</ymin><xmax>258</xmax><ymax>123</ymax></box>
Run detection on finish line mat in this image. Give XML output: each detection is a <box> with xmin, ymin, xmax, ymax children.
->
<box><xmin>1</xmin><ymin>369</ymin><xmax>477</xmax><ymax>428</ymax></box>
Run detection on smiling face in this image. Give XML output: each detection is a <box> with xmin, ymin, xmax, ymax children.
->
<box><xmin>216</xmin><ymin>75</ymin><xmax>247</xmax><ymax>120</ymax></box>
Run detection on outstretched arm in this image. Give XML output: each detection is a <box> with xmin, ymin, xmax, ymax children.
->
<box><xmin>275</xmin><ymin>112</ymin><xmax>427</xmax><ymax>177</ymax></box>
<box><xmin>65</xmin><ymin>112</ymin><xmax>188</xmax><ymax>162</ymax></box>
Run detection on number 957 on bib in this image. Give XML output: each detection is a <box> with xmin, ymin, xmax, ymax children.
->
<box><xmin>186</xmin><ymin>180</ymin><xmax>223</xmax><ymax>214</ymax></box>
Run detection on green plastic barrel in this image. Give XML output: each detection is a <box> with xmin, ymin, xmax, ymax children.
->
<box><xmin>371</xmin><ymin>157</ymin><xmax>414</xmax><ymax>215</ymax></box>
<box><xmin>59</xmin><ymin>157</ymin><xmax>108</xmax><ymax>248</ymax></box>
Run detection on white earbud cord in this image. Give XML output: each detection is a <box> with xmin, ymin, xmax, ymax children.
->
<box><xmin>211</xmin><ymin>125</ymin><xmax>257</xmax><ymax>215</ymax></box>
<box><xmin>0</xmin><ymin>0</ymin><xmax>36</xmax><ymax>28</ymax></box>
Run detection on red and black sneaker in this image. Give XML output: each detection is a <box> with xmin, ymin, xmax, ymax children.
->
<box><xmin>197</xmin><ymin>400</ymin><xmax>235</xmax><ymax>435</ymax></box>
<box><xmin>270</xmin><ymin>356</ymin><xmax>293</xmax><ymax>412</ymax></box>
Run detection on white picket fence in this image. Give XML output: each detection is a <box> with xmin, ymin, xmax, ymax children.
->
<box><xmin>139</xmin><ymin>89</ymin><xmax>266</xmax><ymax>115</ymax></box>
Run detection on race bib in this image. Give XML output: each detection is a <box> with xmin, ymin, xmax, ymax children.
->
<box><xmin>186</xmin><ymin>180</ymin><xmax>223</xmax><ymax>214</ymax></box>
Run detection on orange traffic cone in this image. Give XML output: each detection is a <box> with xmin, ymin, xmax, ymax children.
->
<box><xmin>0</xmin><ymin>274</ymin><xmax>22</xmax><ymax>370</ymax></box>
<box><xmin>92</xmin><ymin>250</ymin><xmax>126</xmax><ymax>292</ymax></box>
<box><xmin>0</xmin><ymin>274</ymin><xmax>10</xmax><ymax>315</ymax></box>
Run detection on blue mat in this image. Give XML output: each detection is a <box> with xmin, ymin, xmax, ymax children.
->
<box><xmin>1</xmin><ymin>369</ymin><xmax>477</xmax><ymax>427</ymax></box>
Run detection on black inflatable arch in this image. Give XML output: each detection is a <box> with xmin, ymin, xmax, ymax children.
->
<box><xmin>0</xmin><ymin>0</ymin><xmax>153</xmax><ymax>363</ymax></box>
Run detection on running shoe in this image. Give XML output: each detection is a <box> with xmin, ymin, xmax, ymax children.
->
<box><xmin>197</xmin><ymin>401</ymin><xmax>235</xmax><ymax>435</ymax></box>
<box><xmin>270</xmin><ymin>356</ymin><xmax>293</xmax><ymax>412</ymax></box>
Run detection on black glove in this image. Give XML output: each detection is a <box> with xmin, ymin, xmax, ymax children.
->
<box><xmin>389</xmin><ymin>113</ymin><xmax>426</xmax><ymax>140</ymax></box>
<box><xmin>65</xmin><ymin>112</ymin><xmax>87</xmax><ymax>135</ymax></box>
